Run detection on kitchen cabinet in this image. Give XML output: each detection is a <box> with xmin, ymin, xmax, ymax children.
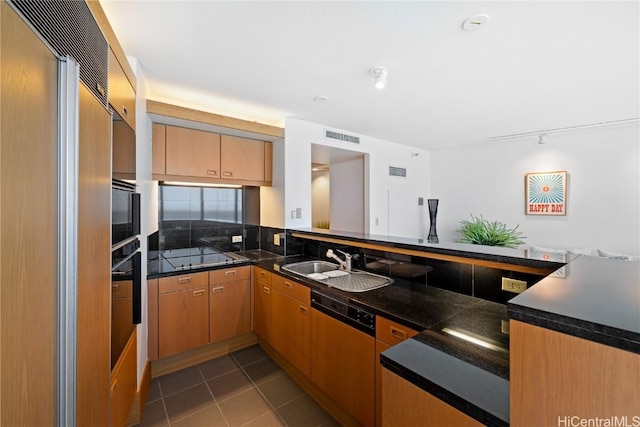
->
<box><xmin>165</xmin><ymin>125</ymin><xmax>221</xmax><ymax>178</ymax></box>
<box><xmin>111</xmin><ymin>330</ymin><xmax>137</xmax><ymax>427</ymax></box>
<box><xmin>510</xmin><ymin>320</ymin><xmax>640</xmax><ymax>426</ymax></box>
<box><xmin>381</xmin><ymin>367</ymin><xmax>482</xmax><ymax>427</ymax></box>
<box><xmin>152</xmin><ymin>123</ymin><xmax>166</xmax><ymax>176</ymax></box>
<box><xmin>108</xmin><ymin>47</ymin><xmax>136</xmax><ymax>131</ymax></box>
<box><xmin>311</xmin><ymin>308</ymin><xmax>375</xmax><ymax>427</ymax></box>
<box><xmin>209</xmin><ymin>266</ymin><xmax>251</xmax><ymax>343</ymax></box>
<box><xmin>253</xmin><ymin>267</ymin><xmax>272</xmax><ymax>343</ymax></box>
<box><xmin>271</xmin><ymin>275</ymin><xmax>311</xmax><ymax>376</ymax></box>
<box><xmin>158</xmin><ymin>272</ymin><xmax>209</xmax><ymax>358</ymax></box>
<box><xmin>375</xmin><ymin>317</ymin><xmax>419</xmax><ymax>427</ymax></box>
<box><xmin>112</xmin><ymin>119</ymin><xmax>136</xmax><ymax>180</ymax></box>
<box><xmin>220</xmin><ymin>135</ymin><xmax>265</xmax><ymax>181</ymax></box>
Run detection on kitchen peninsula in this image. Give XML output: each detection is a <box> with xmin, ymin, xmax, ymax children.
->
<box><xmin>288</xmin><ymin>228</ymin><xmax>640</xmax><ymax>426</ymax></box>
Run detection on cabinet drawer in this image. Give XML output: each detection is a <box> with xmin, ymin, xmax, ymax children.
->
<box><xmin>111</xmin><ymin>279</ymin><xmax>132</xmax><ymax>298</ymax></box>
<box><xmin>209</xmin><ymin>265</ymin><xmax>250</xmax><ymax>284</ymax></box>
<box><xmin>254</xmin><ymin>266</ymin><xmax>272</xmax><ymax>285</ymax></box>
<box><xmin>159</xmin><ymin>272</ymin><xmax>208</xmax><ymax>294</ymax></box>
<box><xmin>376</xmin><ymin>317</ymin><xmax>419</xmax><ymax>346</ymax></box>
<box><xmin>272</xmin><ymin>274</ymin><xmax>310</xmax><ymax>304</ymax></box>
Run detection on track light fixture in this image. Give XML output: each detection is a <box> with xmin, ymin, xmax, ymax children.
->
<box><xmin>369</xmin><ymin>66</ymin><xmax>388</xmax><ymax>90</ymax></box>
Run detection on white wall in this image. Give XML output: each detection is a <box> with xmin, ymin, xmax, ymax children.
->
<box><xmin>330</xmin><ymin>158</ymin><xmax>364</xmax><ymax>233</ymax></box>
<box><xmin>260</xmin><ymin>139</ymin><xmax>285</xmax><ymax>228</ymax></box>
<box><xmin>431</xmin><ymin>125</ymin><xmax>640</xmax><ymax>254</ymax></box>
<box><xmin>311</xmin><ymin>170</ymin><xmax>330</xmax><ymax>227</ymax></box>
<box><xmin>284</xmin><ymin>117</ymin><xmax>432</xmax><ymax>238</ymax></box>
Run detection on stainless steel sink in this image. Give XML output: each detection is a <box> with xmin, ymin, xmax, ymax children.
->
<box><xmin>282</xmin><ymin>260</ymin><xmax>340</xmax><ymax>275</ymax></box>
<box><xmin>281</xmin><ymin>260</ymin><xmax>393</xmax><ymax>292</ymax></box>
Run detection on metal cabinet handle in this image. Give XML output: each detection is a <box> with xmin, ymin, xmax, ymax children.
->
<box><xmin>111</xmin><ymin>284</ymin><xmax>119</xmax><ymax>291</ymax></box>
<box><xmin>390</xmin><ymin>326</ymin><xmax>407</xmax><ymax>340</ymax></box>
<box><xmin>193</xmin><ymin>289</ymin><xmax>206</xmax><ymax>297</ymax></box>
<box><xmin>178</xmin><ymin>277</ymin><xmax>191</xmax><ymax>284</ymax></box>
<box><xmin>225</xmin><ymin>270</ymin><xmax>236</xmax><ymax>277</ymax></box>
<box><xmin>263</xmin><ymin>286</ymin><xmax>270</xmax><ymax>294</ymax></box>
<box><xmin>222</xmin><ymin>171</ymin><xmax>233</xmax><ymax>177</ymax></box>
<box><xmin>212</xmin><ymin>286</ymin><xmax>224</xmax><ymax>294</ymax></box>
<box><xmin>122</xmin><ymin>106</ymin><xmax>128</xmax><ymax>117</ymax></box>
<box><xmin>207</xmin><ymin>170</ymin><xmax>218</xmax><ymax>176</ymax></box>
<box><xmin>260</xmin><ymin>271</ymin><xmax>268</xmax><ymax>278</ymax></box>
<box><xmin>284</xmin><ymin>282</ymin><xmax>293</xmax><ymax>290</ymax></box>
<box><xmin>299</xmin><ymin>305</ymin><xmax>308</xmax><ymax>314</ymax></box>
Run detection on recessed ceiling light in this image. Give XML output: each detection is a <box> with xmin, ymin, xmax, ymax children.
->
<box><xmin>314</xmin><ymin>95</ymin><xmax>329</xmax><ymax>102</ymax></box>
<box><xmin>462</xmin><ymin>14</ymin><xmax>489</xmax><ymax>31</ymax></box>
<box><xmin>369</xmin><ymin>66</ymin><xmax>388</xmax><ymax>90</ymax></box>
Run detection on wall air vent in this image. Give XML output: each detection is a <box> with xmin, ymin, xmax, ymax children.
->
<box><xmin>325</xmin><ymin>130</ymin><xmax>360</xmax><ymax>144</ymax></box>
<box><xmin>10</xmin><ymin>0</ymin><xmax>109</xmax><ymax>107</ymax></box>
<box><xmin>389</xmin><ymin>166</ymin><xmax>407</xmax><ymax>177</ymax></box>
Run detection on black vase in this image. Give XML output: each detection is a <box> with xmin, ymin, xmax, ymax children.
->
<box><xmin>427</xmin><ymin>199</ymin><xmax>439</xmax><ymax>243</ymax></box>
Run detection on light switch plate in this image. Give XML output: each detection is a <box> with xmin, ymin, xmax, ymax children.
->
<box><xmin>232</xmin><ymin>235</ymin><xmax>242</xmax><ymax>243</ymax></box>
<box><xmin>274</xmin><ymin>234</ymin><xmax>280</xmax><ymax>246</ymax></box>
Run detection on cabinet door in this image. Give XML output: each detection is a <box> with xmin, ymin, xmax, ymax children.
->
<box><xmin>111</xmin><ymin>331</ymin><xmax>137</xmax><ymax>427</ymax></box>
<box><xmin>108</xmin><ymin>47</ymin><xmax>135</xmax><ymax>130</ymax></box>
<box><xmin>272</xmin><ymin>289</ymin><xmax>310</xmax><ymax>376</ymax></box>
<box><xmin>158</xmin><ymin>287</ymin><xmax>209</xmax><ymax>358</ymax></box>
<box><xmin>166</xmin><ymin>126</ymin><xmax>221</xmax><ymax>178</ymax></box>
<box><xmin>209</xmin><ymin>279</ymin><xmax>251</xmax><ymax>343</ymax></box>
<box><xmin>375</xmin><ymin>340</ymin><xmax>391</xmax><ymax>427</ymax></box>
<box><xmin>112</xmin><ymin>120</ymin><xmax>135</xmax><ymax>179</ymax></box>
<box><xmin>152</xmin><ymin>123</ymin><xmax>166</xmax><ymax>175</ymax></box>
<box><xmin>253</xmin><ymin>280</ymin><xmax>272</xmax><ymax>343</ymax></box>
<box><xmin>311</xmin><ymin>308</ymin><xmax>375</xmax><ymax>426</ymax></box>
<box><xmin>220</xmin><ymin>135</ymin><xmax>265</xmax><ymax>181</ymax></box>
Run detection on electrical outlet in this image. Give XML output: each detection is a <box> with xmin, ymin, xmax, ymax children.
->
<box><xmin>296</xmin><ymin>208</ymin><xmax>302</xmax><ymax>219</ymax></box>
<box><xmin>274</xmin><ymin>234</ymin><xmax>280</xmax><ymax>246</ymax></box>
<box><xmin>375</xmin><ymin>217</ymin><xmax>379</xmax><ymax>226</ymax></box>
<box><xmin>231</xmin><ymin>235</ymin><xmax>242</xmax><ymax>243</ymax></box>
<box><xmin>501</xmin><ymin>277</ymin><xmax>527</xmax><ymax>294</ymax></box>
<box><xmin>501</xmin><ymin>319</ymin><xmax>510</xmax><ymax>335</ymax></box>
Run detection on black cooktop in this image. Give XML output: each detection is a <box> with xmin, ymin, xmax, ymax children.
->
<box><xmin>160</xmin><ymin>248</ymin><xmax>247</xmax><ymax>270</ymax></box>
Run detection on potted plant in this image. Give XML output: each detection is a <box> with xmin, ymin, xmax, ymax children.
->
<box><xmin>456</xmin><ymin>214</ymin><xmax>525</xmax><ymax>248</ymax></box>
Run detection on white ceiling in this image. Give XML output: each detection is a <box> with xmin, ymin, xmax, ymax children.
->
<box><xmin>101</xmin><ymin>1</ymin><xmax>639</xmax><ymax>151</ymax></box>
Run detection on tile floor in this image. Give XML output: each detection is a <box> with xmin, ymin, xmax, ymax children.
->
<box><xmin>138</xmin><ymin>345</ymin><xmax>340</xmax><ymax>427</ymax></box>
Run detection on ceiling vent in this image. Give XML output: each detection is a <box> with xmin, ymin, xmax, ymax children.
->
<box><xmin>10</xmin><ymin>0</ymin><xmax>109</xmax><ymax>107</ymax></box>
<box><xmin>389</xmin><ymin>166</ymin><xmax>407</xmax><ymax>177</ymax></box>
<box><xmin>325</xmin><ymin>130</ymin><xmax>360</xmax><ymax>144</ymax></box>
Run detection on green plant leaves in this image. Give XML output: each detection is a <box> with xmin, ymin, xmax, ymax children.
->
<box><xmin>456</xmin><ymin>214</ymin><xmax>525</xmax><ymax>248</ymax></box>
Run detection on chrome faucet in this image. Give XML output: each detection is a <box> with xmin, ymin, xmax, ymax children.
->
<box><xmin>326</xmin><ymin>249</ymin><xmax>352</xmax><ymax>272</ymax></box>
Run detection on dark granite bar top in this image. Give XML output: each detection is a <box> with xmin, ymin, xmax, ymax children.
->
<box><xmin>290</xmin><ymin>228</ymin><xmax>564</xmax><ymax>271</ymax></box>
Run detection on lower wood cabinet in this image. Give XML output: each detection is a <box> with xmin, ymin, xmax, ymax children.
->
<box><xmin>209</xmin><ymin>266</ymin><xmax>251</xmax><ymax>344</ymax></box>
<box><xmin>271</xmin><ymin>278</ymin><xmax>310</xmax><ymax>376</ymax></box>
<box><xmin>111</xmin><ymin>330</ymin><xmax>137</xmax><ymax>427</ymax></box>
<box><xmin>158</xmin><ymin>272</ymin><xmax>209</xmax><ymax>358</ymax></box>
<box><xmin>375</xmin><ymin>317</ymin><xmax>419</xmax><ymax>427</ymax></box>
<box><xmin>381</xmin><ymin>367</ymin><xmax>482</xmax><ymax>427</ymax></box>
<box><xmin>253</xmin><ymin>268</ymin><xmax>273</xmax><ymax>343</ymax></box>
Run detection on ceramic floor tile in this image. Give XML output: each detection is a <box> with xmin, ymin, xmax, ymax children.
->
<box><xmin>138</xmin><ymin>399</ymin><xmax>168</xmax><ymax>427</ymax></box>
<box><xmin>199</xmin><ymin>354</ymin><xmax>240</xmax><ymax>380</ymax></box>
<box><xmin>276</xmin><ymin>395</ymin><xmax>332</xmax><ymax>427</ymax></box>
<box><xmin>241</xmin><ymin>358</ymin><xmax>285</xmax><ymax>385</ymax></box>
<box><xmin>171</xmin><ymin>403</ymin><xmax>228</xmax><ymax>427</ymax></box>
<box><xmin>163</xmin><ymin>383</ymin><xmax>215</xmax><ymax>423</ymax></box>
<box><xmin>231</xmin><ymin>344</ymin><xmax>268</xmax><ymax>367</ymax></box>
<box><xmin>218</xmin><ymin>388</ymin><xmax>271</xmax><ymax>426</ymax></box>
<box><xmin>257</xmin><ymin>374</ymin><xmax>305</xmax><ymax>408</ymax></box>
<box><xmin>146</xmin><ymin>378</ymin><xmax>162</xmax><ymax>403</ymax></box>
<box><xmin>158</xmin><ymin>366</ymin><xmax>204</xmax><ymax>397</ymax></box>
<box><xmin>207</xmin><ymin>369</ymin><xmax>254</xmax><ymax>402</ymax></box>
<box><xmin>241</xmin><ymin>410</ymin><xmax>286</xmax><ymax>427</ymax></box>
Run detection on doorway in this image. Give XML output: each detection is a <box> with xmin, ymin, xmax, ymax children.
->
<box><xmin>311</xmin><ymin>144</ymin><xmax>365</xmax><ymax>233</ymax></box>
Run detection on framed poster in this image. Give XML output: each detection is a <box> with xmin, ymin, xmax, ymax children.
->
<box><xmin>525</xmin><ymin>171</ymin><xmax>567</xmax><ymax>215</ymax></box>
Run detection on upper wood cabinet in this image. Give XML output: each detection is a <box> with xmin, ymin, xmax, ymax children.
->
<box><xmin>165</xmin><ymin>126</ymin><xmax>221</xmax><ymax>178</ymax></box>
<box><xmin>221</xmin><ymin>135</ymin><xmax>265</xmax><ymax>182</ymax></box>
<box><xmin>152</xmin><ymin>124</ymin><xmax>272</xmax><ymax>185</ymax></box>
<box><xmin>108</xmin><ymin>47</ymin><xmax>135</xmax><ymax>131</ymax></box>
<box><xmin>152</xmin><ymin>123</ymin><xmax>166</xmax><ymax>176</ymax></box>
<box><xmin>112</xmin><ymin>120</ymin><xmax>136</xmax><ymax>180</ymax></box>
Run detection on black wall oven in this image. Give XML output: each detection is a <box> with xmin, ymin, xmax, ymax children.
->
<box><xmin>111</xmin><ymin>179</ymin><xmax>141</xmax><ymax>369</ymax></box>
